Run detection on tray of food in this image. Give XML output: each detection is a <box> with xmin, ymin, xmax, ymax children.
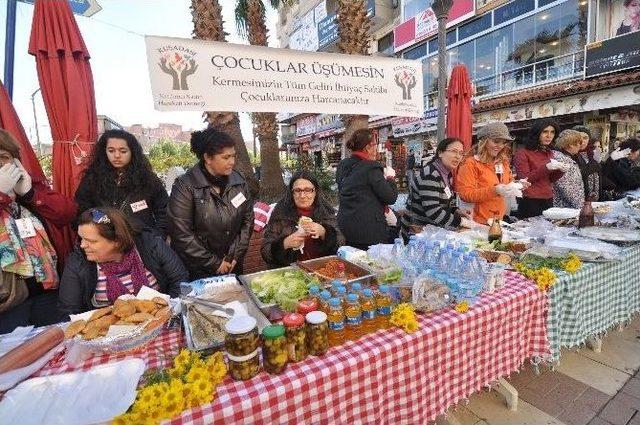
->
<box><xmin>238</xmin><ymin>266</ymin><xmax>321</xmax><ymax>312</ymax></box>
<box><xmin>298</xmin><ymin>256</ymin><xmax>375</xmax><ymax>287</ymax></box>
<box><xmin>64</xmin><ymin>290</ymin><xmax>173</xmax><ymax>355</ymax></box>
<box><xmin>576</xmin><ymin>226</ymin><xmax>640</xmax><ymax>243</ymax></box>
<box><xmin>181</xmin><ymin>277</ymin><xmax>270</xmax><ymax>352</ymax></box>
<box><xmin>353</xmin><ymin>257</ymin><xmax>402</xmax><ymax>284</ymax></box>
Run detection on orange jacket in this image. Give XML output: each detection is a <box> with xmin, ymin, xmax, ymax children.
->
<box><xmin>455</xmin><ymin>156</ymin><xmax>512</xmax><ymax>224</ymax></box>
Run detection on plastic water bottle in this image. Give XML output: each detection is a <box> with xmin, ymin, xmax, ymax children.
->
<box><xmin>391</xmin><ymin>237</ymin><xmax>405</xmax><ymax>259</ymax></box>
<box><xmin>344</xmin><ymin>293</ymin><xmax>363</xmax><ymax>341</ymax></box>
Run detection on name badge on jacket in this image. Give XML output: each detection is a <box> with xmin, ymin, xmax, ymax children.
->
<box><xmin>231</xmin><ymin>192</ymin><xmax>247</xmax><ymax>208</ymax></box>
<box><xmin>494</xmin><ymin>164</ymin><xmax>504</xmax><ymax>175</ymax></box>
<box><xmin>16</xmin><ymin>218</ymin><xmax>37</xmax><ymax>238</ymax></box>
<box><xmin>130</xmin><ymin>200</ymin><xmax>148</xmax><ymax>213</ymax></box>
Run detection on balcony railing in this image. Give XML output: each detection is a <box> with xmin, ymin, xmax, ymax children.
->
<box><xmin>425</xmin><ymin>51</ymin><xmax>585</xmax><ymax>108</ymax></box>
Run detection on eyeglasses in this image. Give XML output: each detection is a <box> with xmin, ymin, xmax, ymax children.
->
<box><xmin>444</xmin><ymin>150</ymin><xmax>464</xmax><ymax>157</ymax></box>
<box><xmin>293</xmin><ymin>188</ymin><xmax>316</xmax><ymax>196</ymax></box>
<box><xmin>91</xmin><ymin>209</ymin><xmax>111</xmax><ymax>224</ymax></box>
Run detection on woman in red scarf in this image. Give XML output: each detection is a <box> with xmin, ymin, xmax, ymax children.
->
<box><xmin>58</xmin><ymin>208</ymin><xmax>187</xmax><ymax>319</ymax></box>
<box><xmin>336</xmin><ymin>129</ymin><xmax>398</xmax><ymax>250</ymax></box>
<box><xmin>261</xmin><ymin>171</ymin><xmax>344</xmax><ymax>268</ymax></box>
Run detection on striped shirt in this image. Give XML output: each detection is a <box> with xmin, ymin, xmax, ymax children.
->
<box><xmin>401</xmin><ymin>160</ymin><xmax>462</xmax><ymax>236</ymax></box>
<box><xmin>92</xmin><ymin>265</ymin><xmax>159</xmax><ymax>307</ymax></box>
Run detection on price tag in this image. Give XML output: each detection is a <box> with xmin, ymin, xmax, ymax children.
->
<box><xmin>130</xmin><ymin>200</ymin><xmax>148</xmax><ymax>212</ymax></box>
<box><xmin>444</xmin><ymin>186</ymin><xmax>452</xmax><ymax>199</ymax></box>
<box><xmin>231</xmin><ymin>192</ymin><xmax>247</xmax><ymax>208</ymax></box>
<box><xmin>15</xmin><ymin>218</ymin><xmax>37</xmax><ymax>238</ymax></box>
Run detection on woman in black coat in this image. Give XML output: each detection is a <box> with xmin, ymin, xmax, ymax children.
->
<box><xmin>336</xmin><ymin>129</ymin><xmax>398</xmax><ymax>250</ymax></box>
<box><xmin>75</xmin><ymin>130</ymin><xmax>168</xmax><ymax>236</ymax></box>
<box><xmin>58</xmin><ymin>208</ymin><xmax>187</xmax><ymax>319</ymax></box>
<box><xmin>602</xmin><ymin>138</ymin><xmax>640</xmax><ymax>193</ymax></box>
<box><xmin>261</xmin><ymin>170</ymin><xmax>344</xmax><ymax>268</ymax></box>
<box><xmin>168</xmin><ymin>128</ymin><xmax>254</xmax><ymax>279</ymax></box>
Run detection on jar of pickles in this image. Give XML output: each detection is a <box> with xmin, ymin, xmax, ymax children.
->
<box><xmin>305</xmin><ymin>311</ymin><xmax>329</xmax><ymax>356</ymax></box>
<box><xmin>283</xmin><ymin>313</ymin><xmax>307</xmax><ymax>362</ymax></box>
<box><xmin>262</xmin><ymin>325</ymin><xmax>288</xmax><ymax>374</ymax></box>
<box><xmin>227</xmin><ymin>349</ymin><xmax>260</xmax><ymax>381</ymax></box>
<box><xmin>297</xmin><ymin>299</ymin><xmax>318</xmax><ymax>316</ymax></box>
<box><xmin>224</xmin><ymin>316</ymin><xmax>259</xmax><ymax>357</ymax></box>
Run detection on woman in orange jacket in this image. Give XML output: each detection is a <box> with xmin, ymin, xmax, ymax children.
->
<box><xmin>456</xmin><ymin>122</ymin><xmax>529</xmax><ymax>224</ymax></box>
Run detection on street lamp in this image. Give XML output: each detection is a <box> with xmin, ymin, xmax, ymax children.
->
<box><xmin>30</xmin><ymin>88</ymin><xmax>42</xmax><ymax>156</ymax></box>
<box><xmin>432</xmin><ymin>0</ymin><xmax>453</xmax><ymax>142</ymax></box>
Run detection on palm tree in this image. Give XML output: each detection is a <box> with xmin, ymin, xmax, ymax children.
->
<box><xmin>336</xmin><ymin>0</ymin><xmax>372</xmax><ymax>156</ymax></box>
<box><xmin>191</xmin><ymin>0</ymin><xmax>259</xmax><ymax>196</ymax></box>
<box><xmin>235</xmin><ymin>0</ymin><xmax>288</xmax><ymax>202</ymax></box>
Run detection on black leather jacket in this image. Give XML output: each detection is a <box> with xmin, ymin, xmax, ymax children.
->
<box><xmin>168</xmin><ymin>164</ymin><xmax>254</xmax><ymax>279</ymax></box>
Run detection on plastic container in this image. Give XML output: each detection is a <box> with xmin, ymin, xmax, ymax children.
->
<box><xmin>262</xmin><ymin>325</ymin><xmax>288</xmax><ymax>374</ymax></box>
<box><xmin>351</xmin><ymin>282</ymin><xmax>362</xmax><ymax>295</ymax></box>
<box><xmin>335</xmin><ymin>286</ymin><xmax>347</xmax><ymax>307</ymax></box>
<box><xmin>327</xmin><ymin>298</ymin><xmax>345</xmax><ymax>348</ymax></box>
<box><xmin>319</xmin><ymin>290</ymin><xmax>332</xmax><ymax>314</ymax></box>
<box><xmin>305</xmin><ymin>311</ymin><xmax>329</xmax><ymax>356</ymax></box>
<box><xmin>375</xmin><ymin>285</ymin><xmax>393</xmax><ymax>330</ymax></box>
<box><xmin>297</xmin><ymin>299</ymin><xmax>319</xmax><ymax>316</ymax></box>
<box><xmin>228</xmin><ymin>349</ymin><xmax>260</xmax><ymax>381</ymax></box>
<box><xmin>224</xmin><ymin>316</ymin><xmax>259</xmax><ymax>357</ymax></box>
<box><xmin>360</xmin><ymin>288</ymin><xmax>377</xmax><ymax>334</ymax></box>
<box><xmin>307</xmin><ymin>285</ymin><xmax>321</xmax><ymax>305</ymax></box>
<box><xmin>283</xmin><ymin>313</ymin><xmax>307</xmax><ymax>362</ymax></box>
<box><xmin>344</xmin><ymin>293</ymin><xmax>363</xmax><ymax>341</ymax></box>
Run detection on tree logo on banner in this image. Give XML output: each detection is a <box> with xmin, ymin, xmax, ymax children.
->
<box><xmin>394</xmin><ymin>68</ymin><xmax>417</xmax><ymax>100</ymax></box>
<box><xmin>157</xmin><ymin>45</ymin><xmax>198</xmax><ymax>91</ymax></box>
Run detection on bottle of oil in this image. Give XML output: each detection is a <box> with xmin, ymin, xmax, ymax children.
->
<box><xmin>375</xmin><ymin>285</ymin><xmax>393</xmax><ymax>330</ymax></box>
<box><xmin>326</xmin><ymin>298</ymin><xmax>345</xmax><ymax>348</ymax></box>
<box><xmin>488</xmin><ymin>213</ymin><xmax>502</xmax><ymax>243</ymax></box>
<box><xmin>578</xmin><ymin>199</ymin><xmax>594</xmax><ymax>228</ymax></box>
<box><xmin>360</xmin><ymin>288</ymin><xmax>377</xmax><ymax>334</ymax></box>
<box><xmin>344</xmin><ymin>293</ymin><xmax>363</xmax><ymax>341</ymax></box>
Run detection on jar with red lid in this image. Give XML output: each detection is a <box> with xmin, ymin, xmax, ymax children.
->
<box><xmin>297</xmin><ymin>299</ymin><xmax>318</xmax><ymax>316</ymax></box>
<box><xmin>283</xmin><ymin>313</ymin><xmax>307</xmax><ymax>362</ymax></box>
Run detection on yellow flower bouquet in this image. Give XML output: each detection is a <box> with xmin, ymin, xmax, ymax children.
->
<box><xmin>390</xmin><ymin>303</ymin><xmax>420</xmax><ymax>333</ymax></box>
<box><xmin>112</xmin><ymin>349</ymin><xmax>227</xmax><ymax>425</ymax></box>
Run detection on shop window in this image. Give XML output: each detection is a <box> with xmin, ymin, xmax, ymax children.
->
<box><xmin>404</xmin><ymin>42</ymin><xmax>428</xmax><ymax>59</ymax></box>
<box><xmin>459</xmin><ymin>13</ymin><xmax>493</xmax><ymax>41</ymax></box>
<box><xmin>428</xmin><ymin>37</ymin><xmax>438</xmax><ymax>54</ymax></box>
<box><xmin>422</xmin><ymin>56</ymin><xmax>439</xmax><ymax>95</ymax></box>
<box><xmin>494</xmin><ymin>0</ymin><xmax>535</xmax><ymax>25</ymax></box>
<box><xmin>378</xmin><ymin>32</ymin><xmax>395</xmax><ymax>55</ymax></box>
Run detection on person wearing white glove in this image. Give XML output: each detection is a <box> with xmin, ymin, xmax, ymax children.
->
<box><xmin>460</xmin><ymin>217</ymin><xmax>477</xmax><ymax>229</ymax></box>
<box><xmin>383</xmin><ymin>166</ymin><xmax>396</xmax><ymax>180</ymax></box>
<box><xmin>602</xmin><ymin>138</ymin><xmax>640</xmax><ymax>193</ymax></box>
<box><xmin>546</xmin><ymin>159</ymin><xmax>564</xmax><ymax>171</ymax></box>
<box><xmin>494</xmin><ymin>183</ymin><xmax>511</xmax><ymax>197</ymax></box>
<box><xmin>551</xmin><ymin>130</ymin><xmax>585</xmax><ymax>208</ymax></box>
<box><xmin>13</xmin><ymin>159</ymin><xmax>32</xmax><ymax>196</ymax></box>
<box><xmin>0</xmin><ymin>162</ymin><xmax>21</xmax><ymax>195</ymax></box>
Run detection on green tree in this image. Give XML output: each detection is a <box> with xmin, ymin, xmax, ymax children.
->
<box><xmin>147</xmin><ymin>139</ymin><xmax>197</xmax><ymax>175</ymax></box>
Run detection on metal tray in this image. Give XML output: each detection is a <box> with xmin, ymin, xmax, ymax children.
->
<box><xmin>298</xmin><ymin>255</ymin><xmax>375</xmax><ymax>288</ymax></box>
<box><xmin>238</xmin><ymin>265</ymin><xmax>306</xmax><ymax>310</ymax></box>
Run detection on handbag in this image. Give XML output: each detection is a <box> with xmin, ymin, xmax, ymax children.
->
<box><xmin>0</xmin><ymin>271</ymin><xmax>29</xmax><ymax>314</ymax></box>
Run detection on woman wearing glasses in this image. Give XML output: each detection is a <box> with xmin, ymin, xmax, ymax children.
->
<box><xmin>400</xmin><ymin>138</ymin><xmax>475</xmax><ymax>238</ymax></box>
<box><xmin>75</xmin><ymin>130</ymin><xmax>169</xmax><ymax>237</ymax></box>
<box><xmin>336</xmin><ymin>129</ymin><xmax>398</xmax><ymax>250</ymax></box>
<box><xmin>261</xmin><ymin>170</ymin><xmax>343</xmax><ymax>268</ymax></box>
<box><xmin>0</xmin><ymin>130</ymin><xmax>77</xmax><ymax>333</ymax></box>
<box><xmin>58</xmin><ymin>208</ymin><xmax>187</xmax><ymax>318</ymax></box>
<box><xmin>457</xmin><ymin>122</ymin><xmax>529</xmax><ymax>224</ymax></box>
<box><xmin>168</xmin><ymin>128</ymin><xmax>253</xmax><ymax>279</ymax></box>
<box><xmin>513</xmin><ymin>119</ymin><xmax>567</xmax><ymax>218</ymax></box>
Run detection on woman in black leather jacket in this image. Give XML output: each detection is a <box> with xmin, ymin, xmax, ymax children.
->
<box><xmin>168</xmin><ymin>128</ymin><xmax>254</xmax><ymax>279</ymax></box>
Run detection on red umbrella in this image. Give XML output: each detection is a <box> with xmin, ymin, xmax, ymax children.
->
<box><xmin>28</xmin><ymin>0</ymin><xmax>97</xmax><ymax>198</ymax></box>
<box><xmin>446</xmin><ymin>65</ymin><xmax>474</xmax><ymax>151</ymax></box>
<box><xmin>0</xmin><ymin>80</ymin><xmax>47</xmax><ymax>184</ymax></box>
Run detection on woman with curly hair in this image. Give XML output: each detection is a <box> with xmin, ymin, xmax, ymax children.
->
<box><xmin>75</xmin><ymin>130</ymin><xmax>168</xmax><ymax>236</ymax></box>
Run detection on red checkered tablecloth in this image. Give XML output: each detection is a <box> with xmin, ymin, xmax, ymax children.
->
<box><xmin>35</xmin><ymin>272</ymin><xmax>548</xmax><ymax>424</ymax></box>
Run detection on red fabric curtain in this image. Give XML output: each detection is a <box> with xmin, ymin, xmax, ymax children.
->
<box><xmin>28</xmin><ymin>0</ymin><xmax>97</xmax><ymax>198</ymax></box>
<box><xmin>0</xmin><ymin>80</ymin><xmax>47</xmax><ymax>184</ymax></box>
<box><xmin>446</xmin><ymin>65</ymin><xmax>474</xmax><ymax>151</ymax></box>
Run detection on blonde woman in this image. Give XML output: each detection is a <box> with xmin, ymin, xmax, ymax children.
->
<box><xmin>552</xmin><ymin>130</ymin><xmax>586</xmax><ymax>208</ymax></box>
<box><xmin>456</xmin><ymin>122</ymin><xmax>529</xmax><ymax>224</ymax></box>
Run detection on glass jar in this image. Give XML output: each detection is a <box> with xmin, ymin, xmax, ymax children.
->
<box><xmin>262</xmin><ymin>325</ymin><xmax>288</xmax><ymax>374</ymax></box>
<box><xmin>283</xmin><ymin>313</ymin><xmax>307</xmax><ymax>362</ymax></box>
<box><xmin>227</xmin><ymin>349</ymin><xmax>260</xmax><ymax>381</ymax></box>
<box><xmin>224</xmin><ymin>316</ymin><xmax>259</xmax><ymax>357</ymax></box>
<box><xmin>297</xmin><ymin>299</ymin><xmax>318</xmax><ymax>316</ymax></box>
<box><xmin>305</xmin><ymin>311</ymin><xmax>329</xmax><ymax>356</ymax></box>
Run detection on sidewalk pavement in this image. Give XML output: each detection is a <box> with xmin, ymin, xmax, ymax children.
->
<box><xmin>438</xmin><ymin>315</ymin><xmax>640</xmax><ymax>425</ymax></box>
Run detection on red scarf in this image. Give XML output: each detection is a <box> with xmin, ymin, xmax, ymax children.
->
<box><xmin>297</xmin><ymin>206</ymin><xmax>320</xmax><ymax>261</ymax></box>
<box><xmin>100</xmin><ymin>248</ymin><xmax>149</xmax><ymax>303</ymax></box>
<box><xmin>351</xmin><ymin>151</ymin><xmax>391</xmax><ymax>215</ymax></box>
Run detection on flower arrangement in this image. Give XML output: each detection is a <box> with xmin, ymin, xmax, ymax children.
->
<box><xmin>514</xmin><ymin>253</ymin><xmax>582</xmax><ymax>291</ymax></box>
<box><xmin>112</xmin><ymin>349</ymin><xmax>227</xmax><ymax>425</ymax></box>
<box><xmin>390</xmin><ymin>303</ymin><xmax>419</xmax><ymax>333</ymax></box>
<box><xmin>454</xmin><ymin>300</ymin><xmax>470</xmax><ymax>313</ymax></box>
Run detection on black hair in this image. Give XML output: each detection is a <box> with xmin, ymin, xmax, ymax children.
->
<box><xmin>572</xmin><ymin>125</ymin><xmax>592</xmax><ymax>139</ymax></box>
<box><xmin>346</xmin><ymin>129</ymin><xmax>373</xmax><ymax>152</ymax></box>
<box><xmin>524</xmin><ymin>118</ymin><xmax>560</xmax><ymax>150</ymax></box>
<box><xmin>81</xmin><ymin>129</ymin><xmax>156</xmax><ymax>199</ymax></box>
<box><xmin>277</xmin><ymin>170</ymin><xmax>333</xmax><ymax>215</ymax></box>
<box><xmin>619</xmin><ymin>138</ymin><xmax>640</xmax><ymax>153</ymax></box>
<box><xmin>190</xmin><ymin>128</ymin><xmax>235</xmax><ymax>160</ymax></box>
<box><xmin>435</xmin><ymin>137</ymin><xmax>464</xmax><ymax>157</ymax></box>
